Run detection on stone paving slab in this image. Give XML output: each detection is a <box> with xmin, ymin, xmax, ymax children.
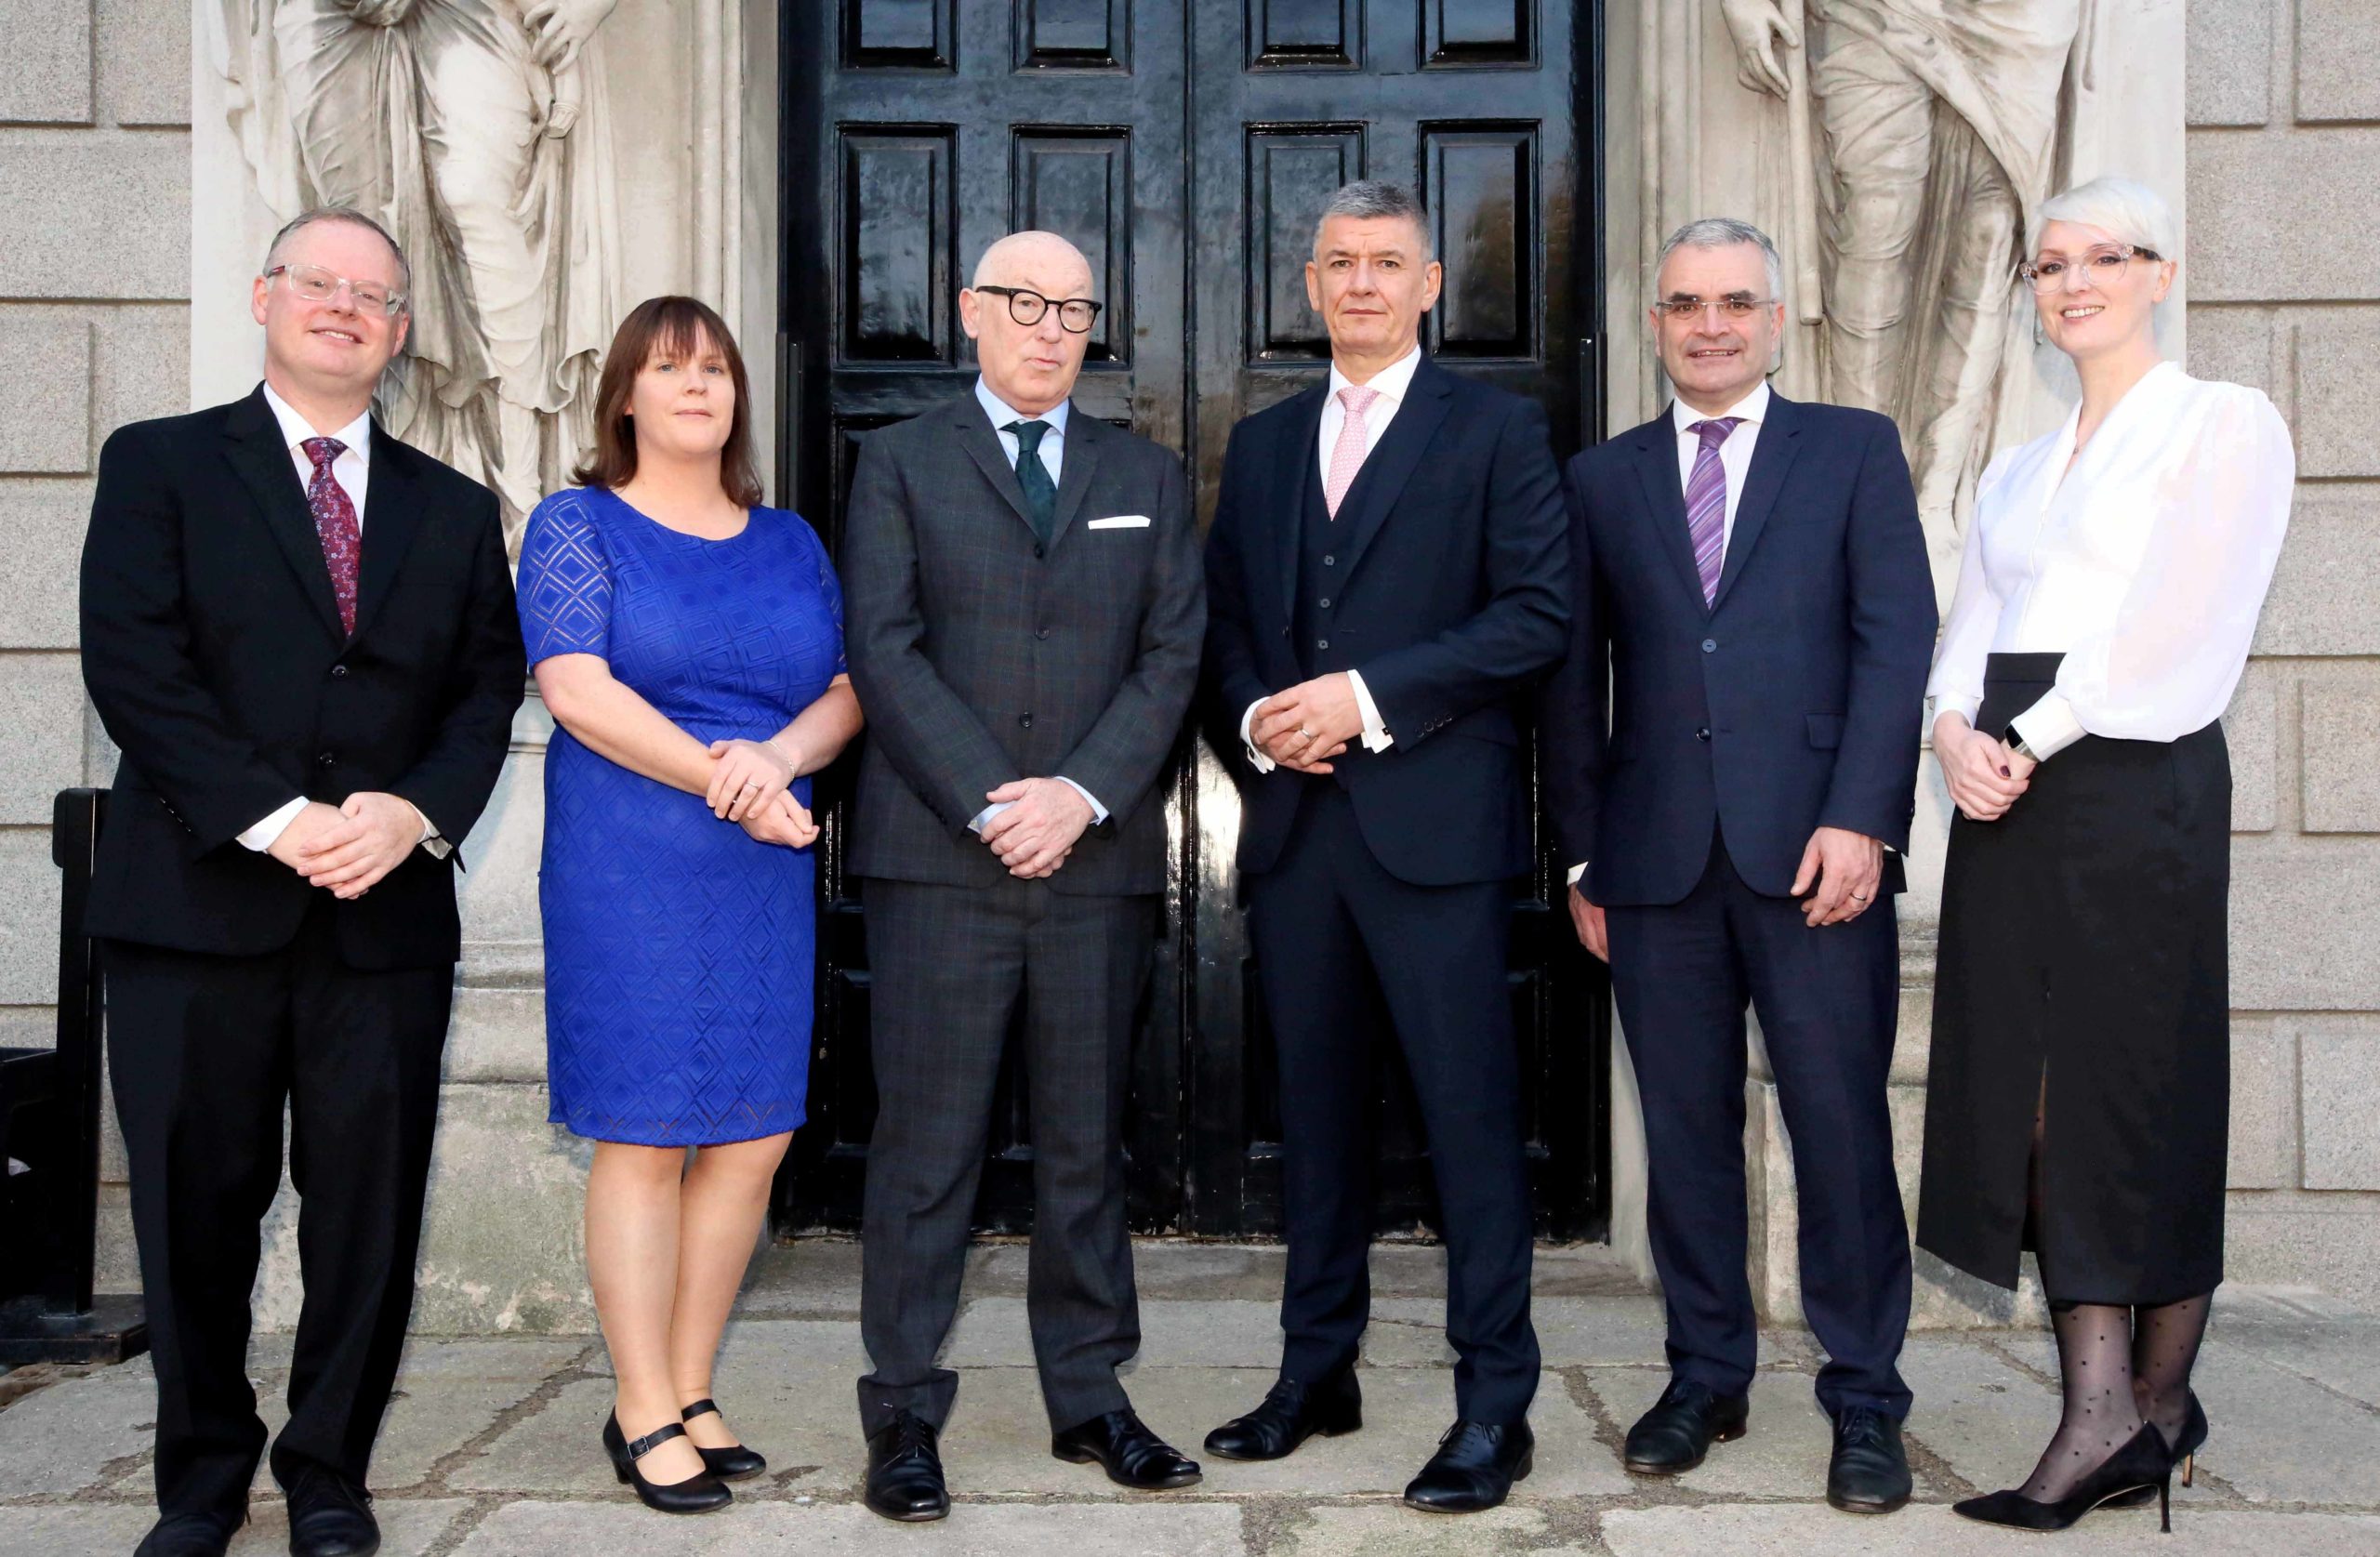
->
<box><xmin>0</xmin><ymin>1359</ymin><xmax>157</xmax><ymax>1497</ymax></box>
<box><xmin>1599</xmin><ymin>1504</ymin><xmax>2380</xmax><ymax>1556</ymax></box>
<box><xmin>1895</xmin><ymin>1335</ymin><xmax>2059</xmax><ymax>1493</ymax></box>
<box><xmin>2186</xmin><ymin>1338</ymin><xmax>2380</xmax><ymax>1505</ymax></box>
<box><xmin>449</xmin><ymin>1498</ymin><xmax>1247</xmax><ymax>1556</ymax></box>
<box><xmin>0</xmin><ymin>1498</ymin><xmax>472</xmax><ymax>1557</ymax></box>
<box><xmin>1268</xmin><ymin>1503</ymin><xmax>1595</xmax><ymax>1555</ymax></box>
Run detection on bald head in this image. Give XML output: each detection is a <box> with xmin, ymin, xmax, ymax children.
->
<box><xmin>961</xmin><ymin>230</ymin><xmax>1097</xmax><ymax>416</ymax></box>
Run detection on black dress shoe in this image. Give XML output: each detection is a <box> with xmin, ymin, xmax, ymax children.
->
<box><xmin>1051</xmin><ymin>1408</ymin><xmax>1202</xmax><ymax>1489</ymax></box>
<box><xmin>1404</xmin><ymin>1418</ymin><xmax>1534</xmax><ymax>1512</ymax></box>
<box><xmin>1204</xmin><ymin>1369</ymin><xmax>1363</xmax><ymax>1460</ymax></box>
<box><xmin>1622</xmin><ymin>1379</ymin><xmax>1749</xmax><ymax>1474</ymax></box>
<box><xmin>1826</xmin><ymin>1405</ymin><xmax>1911</xmax><ymax>1513</ymax></box>
<box><xmin>681</xmin><ymin>1397</ymin><xmax>767</xmax><ymax>1481</ymax></box>
<box><xmin>864</xmin><ymin>1409</ymin><xmax>950</xmax><ymax>1522</ymax></box>
<box><xmin>602</xmin><ymin>1412</ymin><xmax>734</xmax><ymax>1515</ymax></box>
<box><xmin>284</xmin><ymin>1466</ymin><xmax>381</xmax><ymax>1556</ymax></box>
<box><xmin>133</xmin><ymin>1511</ymin><xmax>241</xmax><ymax>1557</ymax></box>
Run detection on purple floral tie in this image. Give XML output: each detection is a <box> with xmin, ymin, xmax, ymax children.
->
<box><xmin>302</xmin><ymin>436</ymin><xmax>361</xmax><ymax>635</ymax></box>
<box><xmin>1685</xmin><ymin>417</ymin><xmax>1743</xmax><ymax>607</ymax></box>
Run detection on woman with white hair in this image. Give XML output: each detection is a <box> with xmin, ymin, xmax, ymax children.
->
<box><xmin>1915</xmin><ymin>176</ymin><xmax>2294</xmax><ymax>1533</ymax></box>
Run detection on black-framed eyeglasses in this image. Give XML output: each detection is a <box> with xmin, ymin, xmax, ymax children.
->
<box><xmin>265</xmin><ymin>262</ymin><xmax>407</xmax><ymax>318</ymax></box>
<box><xmin>2017</xmin><ymin>245</ymin><xmax>2161</xmax><ymax>293</ymax></box>
<box><xmin>1655</xmin><ymin>295</ymin><xmax>1778</xmax><ymax>322</ymax></box>
<box><xmin>974</xmin><ymin>284</ymin><xmax>1103</xmax><ymax>334</ymax></box>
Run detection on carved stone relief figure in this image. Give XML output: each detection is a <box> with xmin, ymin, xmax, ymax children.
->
<box><xmin>209</xmin><ymin>0</ymin><xmax>624</xmax><ymax>548</ymax></box>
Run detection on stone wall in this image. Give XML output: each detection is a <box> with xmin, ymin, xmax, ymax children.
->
<box><xmin>0</xmin><ymin>0</ymin><xmax>191</xmax><ymax>1287</ymax></box>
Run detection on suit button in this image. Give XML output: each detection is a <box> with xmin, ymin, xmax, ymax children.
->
<box><xmin>1280</xmin><ymin>627</ymin><xmax>1289</xmax><ymax>638</ymax></box>
<box><xmin>1696</xmin><ymin>726</ymin><xmax>1712</xmax><ymax>742</ymax></box>
<box><xmin>1322</xmin><ymin>554</ymin><xmax>1335</xmax><ymax>567</ymax></box>
<box><xmin>1033</xmin><ymin>543</ymin><xmax>1046</xmax><ymax>560</ymax></box>
<box><xmin>330</xmin><ymin>664</ymin><xmax>350</xmax><ymax>678</ymax></box>
<box><xmin>1316</xmin><ymin>639</ymin><xmax>1329</xmax><ymax>651</ymax></box>
<box><xmin>1018</xmin><ymin>713</ymin><xmax>1034</xmax><ymax>730</ymax></box>
<box><xmin>317</xmin><ymin>751</ymin><xmax>337</xmax><ymax>768</ymax></box>
<box><xmin>1318</xmin><ymin>598</ymin><xmax>1331</xmax><ymax>610</ymax></box>
<box><xmin>1036</xmin><ymin>627</ymin><xmax>1051</xmax><ymax>640</ymax></box>
<box><xmin>1701</xmin><ymin>638</ymin><xmax>1717</xmax><ymax>653</ymax></box>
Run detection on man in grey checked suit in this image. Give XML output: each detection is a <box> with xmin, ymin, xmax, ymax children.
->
<box><xmin>841</xmin><ymin>231</ymin><xmax>1208</xmax><ymax>1521</ymax></box>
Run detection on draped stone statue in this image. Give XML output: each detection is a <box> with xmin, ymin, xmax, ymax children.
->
<box><xmin>1715</xmin><ymin>0</ymin><xmax>2111</xmax><ymax>593</ymax></box>
<box><xmin>208</xmin><ymin>0</ymin><xmax>624</xmax><ymax>548</ymax></box>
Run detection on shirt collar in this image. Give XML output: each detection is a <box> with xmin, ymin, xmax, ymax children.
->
<box><xmin>1672</xmin><ymin>380</ymin><xmax>1770</xmax><ymax>438</ymax></box>
<box><xmin>261</xmin><ymin>381</ymin><xmax>373</xmax><ymax>461</ymax></box>
<box><xmin>974</xmin><ymin>376</ymin><xmax>1070</xmax><ymax>441</ymax></box>
<box><xmin>1327</xmin><ymin>343</ymin><xmax>1424</xmax><ymax>408</ymax></box>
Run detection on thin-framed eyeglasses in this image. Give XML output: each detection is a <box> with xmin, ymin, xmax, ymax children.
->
<box><xmin>973</xmin><ymin>284</ymin><xmax>1103</xmax><ymax>334</ymax></box>
<box><xmin>264</xmin><ymin>262</ymin><xmax>407</xmax><ymax>318</ymax></box>
<box><xmin>1655</xmin><ymin>295</ymin><xmax>1778</xmax><ymax>322</ymax></box>
<box><xmin>2017</xmin><ymin>244</ymin><xmax>2161</xmax><ymax>293</ymax></box>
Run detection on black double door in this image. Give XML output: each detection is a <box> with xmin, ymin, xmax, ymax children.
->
<box><xmin>777</xmin><ymin>0</ymin><xmax>1609</xmax><ymax>1242</ymax></box>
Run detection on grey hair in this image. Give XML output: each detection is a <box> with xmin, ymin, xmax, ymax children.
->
<box><xmin>1656</xmin><ymin>217</ymin><xmax>1785</xmax><ymax>299</ymax></box>
<box><xmin>1312</xmin><ymin>180</ymin><xmax>1434</xmax><ymax>261</ymax></box>
<box><xmin>2030</xmin><ymin>176</ymin><xmax>2179</xmax><ymax>261</ymax></box>
<box><xmin>263</xmin><ymin>206</ymin><xmax>412</xmax><ymax>299</ymax></box>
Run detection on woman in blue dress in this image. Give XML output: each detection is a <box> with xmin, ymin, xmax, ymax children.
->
<box><xmin>517</xmin><ymin>297</ymin><xmax>861</xmax><ymax>1513</ymax></box>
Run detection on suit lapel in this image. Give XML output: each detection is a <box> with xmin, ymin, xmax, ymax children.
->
<box><xmin>1332</xmin><ymin>354</ymin><xmax>1454</xmax><ymax>580</ymax></box>
<box><xmin>1273</xmin><ymin>387</ymin><xmax>1328</xmax><ymax>625</ymax></box>
<box><xmin>1630</xmin><ymin>411</ymin><xmax>1709</xmax><ymax>612</ymax></box>
<box><xmin>1711</xmin><ymin>391</ymin><xmax>1805</xmax><ymax>609</ymax></box>
<box><xmin>349</xmin><ymin>423</ymin><xmax>424</xmax><ymax>643</ymax></box>
<box><xmin>221</xmin><ymin>387</ymin><xmax>345</xmax><ymax>641</ymax></box>
<box><xmin>1046</xmin><ymin>411</ymin><xmax>1102</xmax><ymax>548</ymax></box>
<box><xmin>951</xmin><ymin>398</ymin><xmax>1038</xmax><ymax>535</ymax></box>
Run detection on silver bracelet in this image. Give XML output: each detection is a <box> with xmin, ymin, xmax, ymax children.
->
<box><xmin>762</xmin><ymin>736</ymin><xmax>798</xmax><ymax>776</ymax></box>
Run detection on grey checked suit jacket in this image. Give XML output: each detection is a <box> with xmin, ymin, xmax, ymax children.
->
<box><xmin>842</xmin><ymin>391</ymin><xmax>1205</xmax><ymax>897</ymax></box>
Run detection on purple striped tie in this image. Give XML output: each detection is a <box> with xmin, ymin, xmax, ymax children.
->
<box><xmin>1685</xmin><ymin>416</ymin><xmax>1742</xmax><ymax>607</ymax></box>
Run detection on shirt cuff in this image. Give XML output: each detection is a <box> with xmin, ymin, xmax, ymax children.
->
<box><xmin>969</xmin><ymin>800</ymin><xmax>1012</xmax><ymax>835</ymax></box>
<box><xmin>1566</xmin><ymin>862</ymin><xmax>1587</xmax><ymax>887</ymax></box>
<box><xmin>406</xmin><ymin>800</ymin><xmax>451</xmax><ymax>859</ymax></box>
<box><xmin>1926</xmin><ymin>693</ymin><xmax>1984</xmax><ymax>734</ymax></box>
<box><xmin>238</xmin><ymin>796</ymin><xmax>310</xmax><ymax>852</ymax></box>
<box><xmin>1052</xmin><ymin>777</ymin><xmax>1108</xmax><ymax>825</ymax></box>
<box><xmin>1239</xmin><ymin>698</ymin><xmax>1277</xmax><ymax>774</ymax></box>
<box><xmin>2009</xmin><ymin>693</ymin><xmax>2089</xmax><ymax>762</ymax></box>
<box><xmin>1347</xmin><ymin>670</ymin><xmax>1393</xmax><ymax>753</ymax></box>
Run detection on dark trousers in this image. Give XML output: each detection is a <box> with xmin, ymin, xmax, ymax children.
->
<box><xmin>104</xmin><ymin>902</ymin><xmax>453</xmax><ymax>1519</ymax></box>
<box><xmin>1245</xmin><ymin>785</ymin><xmax>1540</xmax><ymax>1424</ymax></box>
<box><xmin>856</xmin><ymin>877</ymin><xmax>1154</xmax><ymax>1436</ymax></box>
<box><xmin>1605</xmin><ymin>829</ymin><xmax>1912</xmax><ymax>1418</ymax></box>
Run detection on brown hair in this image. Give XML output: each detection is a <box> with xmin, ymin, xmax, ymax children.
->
<box><xmin>572</xmin><ymin>296</ymin><xmax>766</xmax><ymax>508</ymax></box>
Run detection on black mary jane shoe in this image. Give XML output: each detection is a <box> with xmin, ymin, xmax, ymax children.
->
<box><xmin>1953</xmin><ymin>1420</ymin><xmax>2175</xmax><ymax>1535</ymax></box>
<box><xmin>285</xmin><ymin>1465</ymin><xmax>381</xmax><ymax>1557</ymax></box>
<box><xmin>1404</xmin><ymin>1418</ymin><xmax>1534</xmax><ymax>1512</ymax></box>
<box><xmin>1204</xmin><ymin>1368</ymin><xmax>1363</xmax><ymax>1460</ymax></box>
<box><xmin>1051</xmin><ymin>1407</ymin><xmax>1203</xmax><ymax>1490</ymax></box>
<box><xmin>1825</xmin><ymin>1405</ymin><xmax>1911</xmax><ymax>1514</ymax></box>
<box><xmin>602</xmin><ymin>1412</ymin><xmax>734</xmax><ymax>1514</ymax></box>
<box><xmin>865</xmin><ymin>1408</ymin><xmax>950</xmax><ymax>1522</ymax></box>
<box><xmin>681</xmin><ymin>1396</ymin><xmax>768</xmax><ymax>1481</ymax></box>
<box><xmin>1622</xmin><ymin>1379</ymin><xmax>1750</xmax><ymax>1475</ymax></box>
<box><xmin>132</xmin><ymin>1510</ymin><xmax>243</xmax><ymax>1557</ymax></box>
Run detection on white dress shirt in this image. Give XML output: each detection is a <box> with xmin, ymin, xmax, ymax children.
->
<box><xmin>1238</xmin><ymin>347</ymin><xmax>1417</xmax><ymax>772</ymax></box>
<box><xmin>966</xmin><ymin>376</ymin><xmax>1106</xmax><ymax>834</ymax></box>
<box><xmin>1927</xmin><ymin>362</ymin><xmax>2294</xmax><ymax>760</ymax></box>
<box><xmin>240</xmin><ymin>384</ymin><xmax>442</xmax><ymax>858</ymax></box>
<box><xmin>1671</xmin><ymin>381</ymin><xmax>1770</xmax><ymax>554</ymax></box>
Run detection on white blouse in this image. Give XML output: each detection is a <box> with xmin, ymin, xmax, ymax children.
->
<box><xmin>1926</xmin><ymin>362</ymin><xmax>2294</xmax><ymax>759</ymax></box>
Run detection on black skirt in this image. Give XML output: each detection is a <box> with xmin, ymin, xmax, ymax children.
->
<box><xmin>1915</xmin><ymin>653</ymin><xmax>2231</xmax><ymax>1305</ymax></box>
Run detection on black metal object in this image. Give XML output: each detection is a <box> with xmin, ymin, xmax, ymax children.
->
<box><xmin>0</xmin><ymin>788</ymin><xmax>148</xmax><ymax>1365</ymax></box>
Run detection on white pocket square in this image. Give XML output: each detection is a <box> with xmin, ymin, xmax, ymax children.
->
<box><xmin>1087</xmin><ymin>514</ymin><xmax>1151</xmax><ymax>529</ymax></box>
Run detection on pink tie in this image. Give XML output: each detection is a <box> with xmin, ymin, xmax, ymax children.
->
<box><xmin>1324</xmin><ymin>385</ymin><xmax>1382</xmax><ymax>518</ymax></box>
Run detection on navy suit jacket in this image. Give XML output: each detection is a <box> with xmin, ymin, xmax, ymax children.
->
<box><xmin>1203</xmin><ymin>354</ymin><xmax>1569</xmax><ymax>886</ymax></box>
<box><xmin>1540</xmin><ymin>392</ymin><xmax>1937</xmax><ymax>906</ymax></box>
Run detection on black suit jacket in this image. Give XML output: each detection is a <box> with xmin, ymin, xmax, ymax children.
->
<box><xmin>78</xmin><ymin>386</ymin><xmax>525</xmax><ymax>968</ymax></box>
<box><xmin>1540</xmin><ymin>392</ymin><xmax>1937</xmax><ymax>906</ymax></box>
<box><xmin>1203</xmin><ymin>355</ymin><xmax>1570</xmax><ymax>886</ymax></box>
<box><xmin>841</xmin><ymin>393</ymin><xmax>1206</xmax><ymax>897</ymax></box>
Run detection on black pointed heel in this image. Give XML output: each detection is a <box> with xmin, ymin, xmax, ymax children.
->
<box><xmin>602</xmin><ymin>1412</ymin><xmax>734</xmax><ymax>1513</ymax></box>
<box><xmin>2109</xmin><ymin>1391</ymin><xmax>2208</xmax><ymax>1508</ymax></box>
<box><xmin>681</xmin><ymin>1397</ymin><xmax>769</xmax><ymax>1481</ymax></box>
<box><xmin>1952</xmin><ymin>1421</ymin><xmax>2175</xmax><ymax>1535</ymax></box>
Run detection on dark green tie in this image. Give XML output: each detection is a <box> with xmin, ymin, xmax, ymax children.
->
<box><xmin>1005</xmin><ymin>419</ymin><xmax>1057</xmax><ymax>545</ymax></box>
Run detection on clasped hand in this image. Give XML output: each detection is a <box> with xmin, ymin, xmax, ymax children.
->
<box><xmin>1934</xmin><ymin>714</ymin><xmax>2035</xmax><ymax>824</ymax></box>
<box><xmin>981</xmin><ymin>778</ymin><xmax>1091</xmax><ymax>879</ymax></box>
<box><xmin>269</xmin><ymin>794</ymin><xmax>420</xmax><ymax>900</ymax></box>
<box><xmin>1251</xmin><ymin>674</ymin><xmax>1362</xmax><ymax>773</ymax></box>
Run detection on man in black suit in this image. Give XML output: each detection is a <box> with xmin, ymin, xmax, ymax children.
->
<box><xmin>1200</xmin><ymin>180</ymin><xmax>1568</xmax><ymax>1513</ymax></box>
<box><xmin>841</xmin><ymin>231</ymin><xmax>1207</xmax><ymax>1520</ymax></box>
<box><xmin>1540</xmin><ymin>218</ymin><xmax>1937</xmax><ymax>1512</ymax></box>
<box><xmin>78</xmin><ymin>208</ymin><xmax>524</xmax><ymax>1557</ymax></box>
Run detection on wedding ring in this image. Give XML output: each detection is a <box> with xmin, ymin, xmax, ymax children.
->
<box><xmin>1850</xmin><ymin>891</ymin><xmax>1870</xmax><ymax>902</ymax></box>
<box><xmin>1297</xmin><ymin>726</ymin><xmax>1316</xmax><ymax>740</ymax></box>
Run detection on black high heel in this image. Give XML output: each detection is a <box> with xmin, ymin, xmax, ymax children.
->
<box><xmin>602</xmin><ymin>1411</ymin><xmax>734</xmax><ymax>1514</ymax></box>
<box><xmin>1953</xmin><ymin>1421</ymin><xmax>2175</xmax><ymax>1535</ymax></box>
<box><xmin>2109</xmin><ymin>1390</ymin><xmax>2207</xmax><ymax>1508</ymax></box>
<box><xmin>681</xmin><ymin>1397</ymin><xmax>768</xmax><ymax>1480</ymax></box>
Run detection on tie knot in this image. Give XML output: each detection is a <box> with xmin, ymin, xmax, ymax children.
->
<box><xmin>301</xmin><ymin>436</ymin><xmax>346</xmax><ymax>471</ymax></box>
<box><xmin>1004</xmin><ymin>419</ymin><xmax>1049</xmax><ymax>454</ymax></box>
<box><xmin>1338</xmin><ymin>385</ymin><xmax>1382</xmax><ymax>417</ymax></box>
<box><xmin>1688</xmin><ymin>416</ymin><xmax>1743</xmax><ymax>451</ymax></box>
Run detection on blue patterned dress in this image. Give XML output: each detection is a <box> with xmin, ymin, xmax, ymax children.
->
<box><xmin>517</xmin><ymin>488</ymin><xmax>844</xmax><ymax>1145</ymax></box>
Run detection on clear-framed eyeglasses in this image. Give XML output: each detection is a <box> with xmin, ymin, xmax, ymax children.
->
<box><xmin>973</xmin><ymin>284</ymin><xmax>1103</xmax><ymax>334</ymax></box>
<box><xmin>1655</xmin><ymin>295</ymin><xmax>1778</xmax><ymax>322</ymax></box>
<box><xmin>2017</xmin><ymin>244</ymin><xmax>2161</xmax><ymax>293</ymax></box>
<box><xmin>265</xmin><ymin>262</ymin><xmax>407</xmax><ymax>318</ymax></box>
